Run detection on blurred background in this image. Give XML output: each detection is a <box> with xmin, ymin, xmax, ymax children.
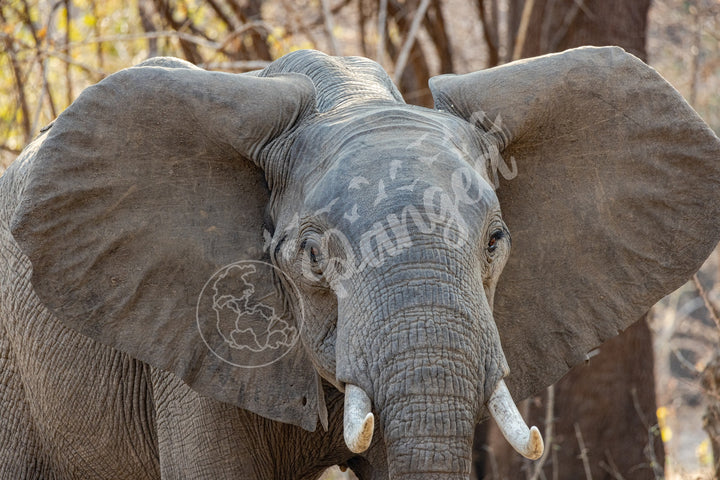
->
<box><xmin>1</xmin><ymin>1</ymin><xmax>719</xmax><ymax>478</ymax></box>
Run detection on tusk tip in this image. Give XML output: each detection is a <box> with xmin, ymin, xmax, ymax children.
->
<box><xmin>524</xmin><ymin>426</ymin><xmax>544</xmax><ymax>460</ymax></box>
<box><xmin>343</xmin><ymin>384</ymin><xmax>374</xmax><ymax>453</ymax></box>
<box><xmin>345</xmin><ymin>413</ymin><xmax>374</xmax><ymax>453</ymax></box>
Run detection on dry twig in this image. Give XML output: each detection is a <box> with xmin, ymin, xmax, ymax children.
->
<box><xmin>528</xmin><ymin>385</ymin><xmax>554</xmax><ymax>480</ymax></box>
<box><xmin>376</xmin><ymin>0</ymin><xmax>388</xmax><ymax>65</ymax></box>
<box><xmin>693</xmin><ymin>273</ymin><xmax>720</xmax><ymax>331</ymax></box>
<box><xmin>319</xmin><ymin>0</ymin><xmax>339</xmax><ymax>54</ymax></box>
<box><xmin>574</xmin><ymin>423</ymin><xmax>593</xmax><ymax>480</ymax></box>
<box><xmin>393</xmin><ymin>0</ymin><xmax>432</xmax><ymax>84</ymax></box>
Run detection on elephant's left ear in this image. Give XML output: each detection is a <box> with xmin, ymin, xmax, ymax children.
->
<box><xmin>11</xmin><ymin>59</ymin><xmax>326</xmax><ymax>432</ymax></box>
<box><xmin>430</xmin><ymin>46</ymin><xmax>720</xmax><ymax>401</ymax></box>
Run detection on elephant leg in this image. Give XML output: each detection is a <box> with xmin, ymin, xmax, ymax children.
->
<box><xmin>0</xmin><ymin>318</ymin><xmax>44</xmax><ymax>478</ymax></box>
<box><xmin>150</xmin><ymin>368</ymin><xmax>261</xmax><ymax>479</ymax></box>
<box><xmin>0</xmin><ymin>231</ymin><xmax>160</xmax><ymax>479</ymax></box>
<box><xmin>2</xmin><ymin>310</ymin><xmax>161</xmax><ymax>479</ymax></box>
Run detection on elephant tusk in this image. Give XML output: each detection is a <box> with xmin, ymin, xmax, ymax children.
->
<box><xmin>487</xmin><ymin>379</ymin><xmax>544</xmax><ymax>460</ymax></box>
<box><xmin>343</xmin><ymin>384</ymin><xmax>375</xmax><ymax>453</ymax></box>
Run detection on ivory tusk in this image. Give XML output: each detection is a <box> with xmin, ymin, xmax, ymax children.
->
<box><xmin>343</xmin><ymin>384</ymin><xmax>375</xmax><ymax>453</ymax></box>
<box><xmin>487</xmin><ymin>379</ymin><xmax>544</xmax><ymax>460</ymax></box>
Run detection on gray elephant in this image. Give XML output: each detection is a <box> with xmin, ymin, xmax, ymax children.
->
<box><xmin>1</xmin><ymin>47</ymin><xmax>719</xmax><ymax>480</ymax></box>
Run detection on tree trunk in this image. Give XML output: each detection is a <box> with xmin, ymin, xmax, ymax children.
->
<box><xmin>511</xmin><ymin>0</ymin><xmax>650</xmax><ymax>61</ymax></box>
<box><xmin>475</xmin><ymin>2</ymin><xmax>662</xmax><ymax>478</ymax></box>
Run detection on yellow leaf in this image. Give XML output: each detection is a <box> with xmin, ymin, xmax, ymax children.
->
<box><xmin>697</xmin><ymin>438</ymin><xmax>712</xmax><ymax>466</ymax></box>
<box><xmin>37</xmin><ymin>26</ymin><xmax>46</xmax><ymax>40</ymax></box>
<box><xmin>660</xmin><ymin>425</ymin><xmax>672</xmax><ymax>442</ymax></box>
<box><xmin>656</xmin><ymin>406</ymin><xmax>668</xmax><ymax>422</ymax></box>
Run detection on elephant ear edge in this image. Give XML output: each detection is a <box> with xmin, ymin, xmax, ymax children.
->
<box><xmin>430</xmin><ymin>46</ymin><xmax>720</xmax><ymax>401</ymax></box>
<box><xmin>11</xmin><ymin>60</ymin><xmax>326</xmax><ymax>431</ymax></box>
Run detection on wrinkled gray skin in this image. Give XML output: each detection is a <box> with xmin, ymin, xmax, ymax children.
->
<box><xmin>274</xmin><ymin>94</ymin><xmax>507</xmax><ymax>477</ymax></box>
<box><xmin>1</xmin><ymin>48</ymin><xmax>720</xmax><ymax>480</ymax></box>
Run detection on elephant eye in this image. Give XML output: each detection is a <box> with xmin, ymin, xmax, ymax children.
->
<box><xmin>488</xmin><ymin>230</ymin><xmax>504</xmax><ymax>253</ymax></box>
<box><xmin>300</xmin><ymin>238</ymin><xmax>324</xmax><ymax>278</ymax></box>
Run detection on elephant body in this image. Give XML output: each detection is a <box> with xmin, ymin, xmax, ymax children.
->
<box><xmin>1</xmin><ymin>48</ymin><xmax>719</xmax><ymax>479</ymax></box>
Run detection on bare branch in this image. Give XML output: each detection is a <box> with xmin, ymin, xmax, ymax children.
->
<box><xmin>423</xmin><ymin>0</ymin><xmax>453</xmax><ymax>73</ymax></box>
<box><xmin>512</xmin><ymin>0</ymin><xmax>535</xmax><ymax>61</ymax></box>
<box><xmin>357</xmin><ymin>0</ymin><xmax>368</xmax><ymax>56</ymax></box>
<box><xmin>218</xmin><ymin>22</ymin><xmax>273</xmax><ymax>51</ymax></box>
<box><xmin>19</xmin><ymin>0</ymin><xmax>57</xmax><ymax>134</ymax></box>
<box><xmin>199</xmin><ymin>60</ymin><xmax>271</xmax><ymax>71</ymax></box>
<box><xmin>66</xmin><ymin>31</ymin><xmax>224</xmax><ymax>51</ymax></box>
<box><xmin>598</xmin><ymin>454</ymin><xmax>626</xmax><ymax>480</ymax></box>
<box><xmin>376</xmin><ymin>0</ymin><xmax>388</xmax><ymax>65</ymax></box>
<box><xmin>574</xmin><ymin>423</ymin><xmax>593</xmax><ymax>480</ymax></box>
<box><xmin>152</xmin><ymin>0</ymin><xmax>204</xmax><ymax>64</ymax></box>
<box><xmin>0</xmin><ymin>9</ymin><xmax>31</xmax><ymax>143</ymax></box>
<box><xmin>280</xmin><ymin>0</ymin><xmax>319</xmax><ymax>48</ymax></box>
<box><xmin>693</xmin><ymin>273</ymin><xmax>720</xmax><ymax>331</ymax></box>
<box><xmin>478</xmin><ymin>0</ymin><xmax>499</xmax><ymax>67</ymax></box>
<box><xmin>63</xmin><ymin>0</ymin><xmax>73</xmax><ymax>105</ymax></box>
<box><xmin>43</xmin><ymin>50</ymin><xmax>107</xmax><ymax>76</ymax></box>
<box><xmin>689</xmin><ymin>6</ymin><xmax>702</xmax><ymax>106</ymax></box>
<box><xmin>393</xmin><ymin>0</ymin><xmax>432</xmax><ymax>84</ymax></box>
<box><xmin>205</xmin><ymin>0</ymin><xmax>238</xmax><ymax>31</ymax></box>
<box><xmin>319</xmin><ymin>0</ymin><xmax>339</xmax><ymax>55</ymax></box>
<box><xmin>529</xmin><ymin>385</ymin><xmax>554</xmax><ymax>480</ymax></box>
<box><xmin>224</xmin><ymin>0</ymin><xmax>271</xmax><ymax>61</ymax></box>
<box><xmin>548</xmin><ymin>0</ymin><xmax>586</xmax><ymax>52</ymax></box>
<box><xmin>630</xmin><ymin>386</ymin><xmax>665</xmax><ymax>478</ymax></box>
<box><xmin>138</xmin><ymin>0</ymin><xmax>159</xmax><ymax>58</ymax></box>
<box><xmin>0</xmin><ymin>144</ymin><xmax>22</xmax><ymax>155</ymax></box>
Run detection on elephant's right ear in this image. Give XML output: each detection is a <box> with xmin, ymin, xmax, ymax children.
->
<box><xmin>430</xmin><ymin>47</ymin><xmax>720</xmax><ymax>403</ymax></box>
<box><xmin>11</xmin><ymin>61</ymin><xmax>325</xmax><ymax>431</ymax></box>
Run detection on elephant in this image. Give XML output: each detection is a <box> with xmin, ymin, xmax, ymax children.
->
<box><xmin>1</xmin><ymin>47</ymin><xmax>719</xmax><ymax>480</ymax></box>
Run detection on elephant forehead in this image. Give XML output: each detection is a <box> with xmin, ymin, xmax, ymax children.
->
<box><xmin>313</xmin><ymin>105</ymin><xmax>483</xmax><ymax>153</ymax></box>
<box><xmin>298</xmin><ymin>154</ymin><xmax>498</xmax><ymax>254</ymax></box>
<box><xmin>293</xmin><ymin>106</ymin><xmax>494</xmax><ymax>181</ymax></box>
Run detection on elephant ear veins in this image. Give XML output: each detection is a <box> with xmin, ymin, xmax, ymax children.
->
<box><xmin>430</xmin><ymin>46</ymin><xmax>720</xmax><ymax>401</ymax></box>
<box><xmin>10</xmin><ymin>60</ymin><xmax>325</xmax><ymax>431</ymax></box>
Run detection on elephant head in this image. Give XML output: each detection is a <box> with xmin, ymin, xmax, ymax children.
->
<box><xmin>10</xmin><ymin>48</ymin><xmax>720</xmax><ymax>479</ymax></box>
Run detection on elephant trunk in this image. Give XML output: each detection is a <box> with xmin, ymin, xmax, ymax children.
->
<box><xmin>341</xmin><ymin>348</ymin><xmax>544</xmax><ymax>476</ymax></box>
<box><xmin>375</xmin><ymin>347</ymin><xmax>477</xmax><ymax>479</ymax></box>
<box><xmin>336</xmin><ymin>257</ymin><xmax>534</xmax><ymax>478</ymax></box>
